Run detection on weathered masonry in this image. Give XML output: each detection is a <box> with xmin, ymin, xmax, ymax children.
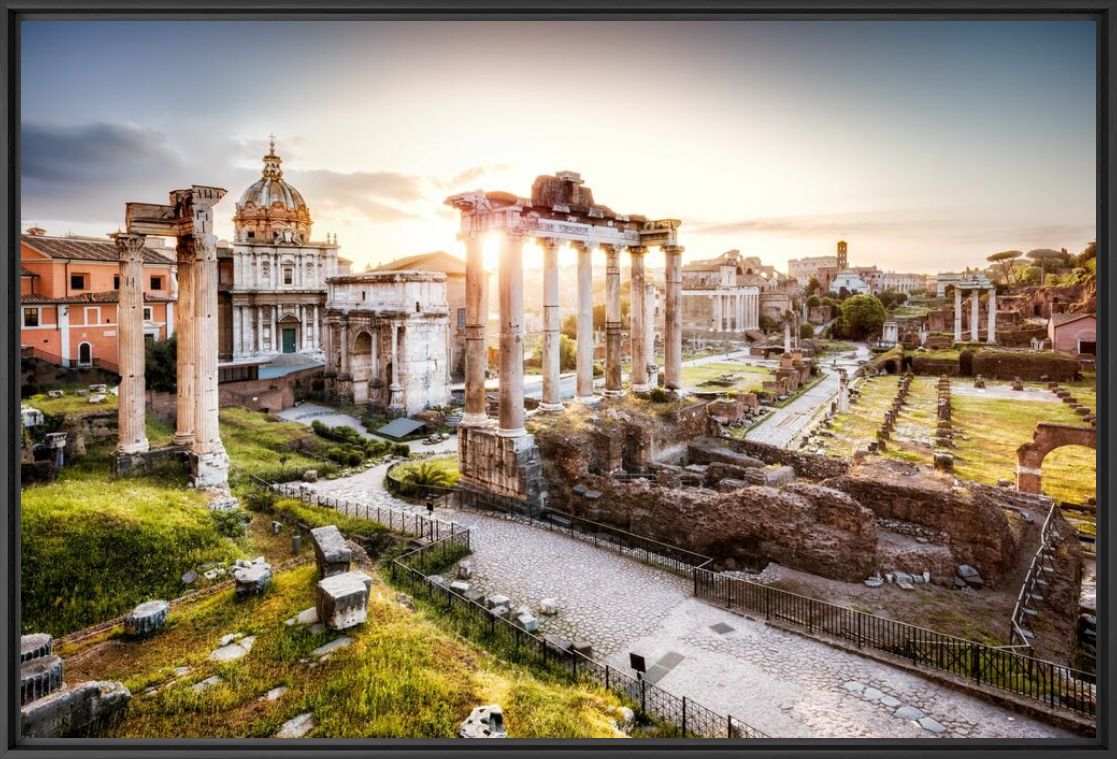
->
<box><xmin>445</xmin><ymin>171</ymin><xmax>683</xmax><ymax>509</ymax></box>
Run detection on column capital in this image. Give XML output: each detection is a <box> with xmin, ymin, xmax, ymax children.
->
<box><xmin>628</xmin><ymin>245</ymin><xmax>649</xmax><ymax>256</ymax></box>
<box><xmin>662</xmin><ymin>244</ymin><xmax>685</xmax><ymax>256</ymax></box>
<box><xmin>538</xmin><ymin>236</ymin><xmax>562</xmax><ymax>251</ymax></box>
<box><xmin>112</xmin><ymin>232</ymin><xmax>147</xmax><ymax>262</ymax></box>
<box><xmin>572</xmin><ymin>239</ymin><xmax>596</xmax><ymax>252</ymax></box>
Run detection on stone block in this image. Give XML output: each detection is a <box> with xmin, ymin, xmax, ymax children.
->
<box><xmin>538</xmin><ymin>598</ymin><xmax>558</xmax><ymax>615</ymax></box>
<box><xmin>303</xmin><ymin>469</ymin><xmax>318</xmax><ymax>483</ymax></box>
<box><xmin>763</xmin><ymin>465</ymin><xmax>796</xmax><ymax>487</ymax></box>
<box><xmin>456</xmin><ymin>560</ymin><xmax>473</xmax><ymax>579</ymax></box>
<box><xmin>21</xmin><ymin>654</ymin><xmax>64</xmax><ymax>705</ymax></box>
<box><xmin>571</xmin><ymin>639</ymin><xmax>593</xmax><ymax>658</ymax></box>
<box><xmin>450</xmin><ymin>580</ymin><xmax>471</xmax><ymax>594</ymax></box>
<box><xmin>123</xmin><ymin>600</ymin><xmax>169</xmax><ymax>638</ymax></box>
<box><xmin>516</xmin><ymin>614</ymin><xmax>539</xmax><ymax>633</ymax></box>
<box><xmin>459</xmin><ymin>704</ymin><xmax>507</xmax><ymax>739</ymax></box>
<box><xmin>485</xmin><ymin>594</ymin><xmax>511</xmax><ymax>610</ymax></box>
<box><xmin>233</xmin><ymin>560</ymin><xmax>272</xmax><ymax>596</ymax></box>
<box><xmin>276</xmin><ymin>712</ymin><xmax>315</xmax><ymax>738</ymax></box>
<box><xmin>21</xmin><ymin>633</ymin><xmax>52</xmax><ymax>663</ymax></box>
<box><xmin>309</xmin><ymin>525</ymin><xmax>351</xmax><ymax>577</ymax></box>
<box><xmin>316</xmin><ymin>571</ymin><xmax>372</xmax><ymax>630</ymax></box>
<box><xmin>20</xmin><ymin>680</ymin><xmax>131</xmax><ymax>738</ymax></box>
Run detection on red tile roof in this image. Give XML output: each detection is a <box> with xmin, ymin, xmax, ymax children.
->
<box><xmin>21</xmin><ymin>234</ymin><xmax>175</xmax><ymax>265</ymax></box>
<box><xmin>21</xmin><ymin>290</ymin><xmax>176</xmax><ymax>305</ymax></box>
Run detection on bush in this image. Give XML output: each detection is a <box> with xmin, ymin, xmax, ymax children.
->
<box><xmin>391</xmin><ymin>443</ymin><xmax>411</xmax><ymax>458</ymax></box>
<box><xmin>390</xmin><ymin>458</ymin><xmax>460</xmax><ymax>498</ymax></box>
<box><xmin>644</xmin><ymin>387</ymin><xmax>674</xmax><ymax>403</ymax></box>
<box><xmin>267</xmin><ymin>497</ymin><xmax>391</xmax><ymax>551</ymax></box>
<box><xmin>210</xmin><ymin>507</ymin><xmax>252</xmax><ymax>538</ymax></box>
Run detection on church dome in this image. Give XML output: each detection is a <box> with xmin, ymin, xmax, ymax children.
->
<box><xmin>234</xmin><ymin>137</ymin><xmax>312</xmax><ymax>243</ymax></box>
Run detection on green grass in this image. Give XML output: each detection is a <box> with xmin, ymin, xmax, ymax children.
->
<box><xmin>952</xmin><ymin>394</ymin><xmax>1095</xmax><ymax>506</ymax></box>
<box><xmin>23</xmin><ymin>387</ymin><xmax>119</xmax><ymax>416</ymax></box>
<box><xmin>66</xmin><ymin>564</ymin><xmax>626</xmax><ymax>738</ymax></box>
<box><xmin>680</xmin><ymin>362</ymin><xmax>770</xmax><ymax>393</ymax></box>
<box><xmin>220</xmin><ymin>407</ymin><xmax>334</xmax><ymax>483</ymax></box>
<box><xmin>248</xmin><ymin>495</ymin><xmax>392</xmax><ymax>546</ymax></box>
<box><xmin>21</xmin><ymin>478</ymin><xmax>240</xmax><ymax>637</ymax></box>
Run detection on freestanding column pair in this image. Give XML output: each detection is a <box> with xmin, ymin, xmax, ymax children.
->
<box><xmin>114</xmin><ymin>233</ymin><xmax>150</xmax><ymax>455</ymax></box>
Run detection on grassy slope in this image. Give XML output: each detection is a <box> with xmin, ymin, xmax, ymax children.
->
<box><xmin>66</xmin><ymin>564</ymin><xmax>626</xmax><ymax>739</ymax></box>
<box><xmin>23</xmin><ymin>388</ymin><xmax>118</xmax><ymax>416</ymax></box>
<box><xmin>680</xmin><ymin>362</ymin><xmax>770</xmax><ymax>393</ymax></box>
<box><xmin>220</xmin><ymin>407</ymin><xmax>330</xmax><ymax>481</ymax></box>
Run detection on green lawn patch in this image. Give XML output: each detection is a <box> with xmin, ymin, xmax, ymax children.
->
<box><xmin>23</xmin><ymin>387</ymin><xmax>118</xmax><ymax>416</ymax></box>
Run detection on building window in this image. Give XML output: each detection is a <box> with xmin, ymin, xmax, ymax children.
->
<box><xmin>284</xmin><ymin>267</ymin><xmax>293</xmax><ymax>285</ymax></box>
<box><xmin>83</xmin><ymin>307</ymin><xmax>101</xmax><ymax>325</ymax></box>
<box><xmin>22</xmin><ymin>307</ymin><xmax>40</xmax><ymax>327</ymax></box>
<box><xmin>150</xmin><ymin>276</ymin><xmax>164</xmax><ymax>290</ymax></box>
<box><xmin>70</xmin><ymin>273</ymin><xmax>88</xmax><ymax>291</ymax></box>
<box><xmin>143</xmin><ymin>306</ymin><xmax>154</xmax><ymax>321</ymax></box>
<box><xmin>457</xmin><ymin>308</ymin><xmax>466</xmax><ymax>329</ymax></box>
<box><xmin>113</xmin><ymin>274</ymin><xmax>121</xmax><ymax>289</ymax></box>
<box><xmin>246</xmin><ymin>231</ymin><xmax>255</xmax><ymax>240</ymax></box>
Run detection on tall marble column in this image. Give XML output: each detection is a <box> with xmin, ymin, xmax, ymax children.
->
<box><xmin>644</xmin><ymin>283</ymin><xmax>657</xmax><ymax>382</ymax></box>
<box><xmin>271</xmin><ymin>306</ymin><xmax>279</xmax><ymax>352</ymax></box>
<box><xmin>114</xmin><ymin>233</ymin><xmax>149</xmax><ymax>454</ymax></box>
<box><xmin>629</xmin><ymin>246</ymin><xmax>649</xmax><ymax>392</ymax></box>
<box><xmin>462</xmin><ymin>234</ymin><xmax>488</xmax><ymax>426</ymax></box>
<box><xmin>173</xmin><ymin>241</ymin><xmax>196</xmax><ymax>447</ymax></box>
<box><xmin>574</xmin><ymin>240</ymin><xmax>596</xmax><ymax>403</ymax></box>
<box><xmin>604</xmin><ymin>244</ymin><xmax>624</xmax><ymax>396</ymax></box>
<box><xmin>539</xmin><ymin>238</ymin><xmax>563</xmax><ymax>412</ymax></box>
<box><xmin>389</xmin><ymin>322</ymin><xmax>404</xmax><ymax>412</ymax></box>
<box><xmin>970</xmin><ymin>289</ymin><xmax>980</xmax><ymax>342</ymax></box>
<box><xmin>190</xmin><ymin>219</ymin><xmax>228</xmax><ymax>487</ymax></box>
<box><xmin>663</xmin><ymin>245</ymin><xmax>683</xmax><ymax>391</ymax></box>
<box><xmin>339</xmin><ymin>317</ymin><xmax>351</xmax><ymax>379</ymax></box>
<box><xmin>987</xmin><ymin>288</ymin><xmax>997</xmax><ymax>344</ymax></box>
<box><xmin>712</xmin><ymin>294</ymin><xmax>722</xmax><ymax>335</ymax></box>
<box><xmin>498</xmin><ymin>231</ymin><xmax>527</xmax><ymax>436</ymax></box>
<box><xmin>954</xmin><ymin>287</ymin><xmax>963</xmax><ymax>343</ymax></box>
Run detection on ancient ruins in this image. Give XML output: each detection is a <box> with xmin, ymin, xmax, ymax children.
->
<box><xmin>446</xmin><ymin>172</ymin><xmax>684</xmax><ymax>508</ymax></box>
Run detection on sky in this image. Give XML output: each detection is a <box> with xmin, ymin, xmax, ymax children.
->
<box><xmin>20</xmin><ymin>19</ymin><xmax>1097</xmax><ymax>275</ymax></box>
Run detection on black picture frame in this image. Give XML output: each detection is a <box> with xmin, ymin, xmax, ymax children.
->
<box><xmin>2</xmin><ymin>2</ymin><xmax>1112</xmax><ymax>757</ymax></box>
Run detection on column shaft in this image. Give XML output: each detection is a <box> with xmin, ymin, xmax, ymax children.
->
<box><xmin>192</xmin><ymin>233</ymin><xmax>222</xmax><ymax>458</ymax></box>
<box><xmin>575</xmin><ymin>241</ymin><xmax>595</xmax><ymax>402</ymax></box>
<box><xmin>629</xmin><ymin>247</ymin><xmax>649</xmax><ymax>391</ymax></box>
<box><xmin>174</xmin><ymin>253</ymin><xmax>196</xmax><ymax>446</ymax></box>
<box><xmin>498</xmin><ymin>233</ymin><xmax>526</xmax><ymax>435</ymax></box>
<box><xmin>115</xmin><ymin>234</ymin><xmax>149</xmax><ymax>454</ymax></box>
<box><xmin>462</xmin><ymin>235</ymin><xmax>488</xmax><ymax>425</ymax></box>
<box><xmin>664</xmin><ymin>245</ymin><xmax>683</xmax><ymax>390</ymax></box>
<box><xmin>604</xmin><ymin>245</ymin><xmax>624</xmax><ymax>395</ymax></box>
<box><xmin>987</xmin><ymin>289</ymin><xmax>997</xmax><ymax>344</ymax></box>
<box><xmin>540</xmin><ymin>238</ymin><xmax>563</xmax><ymax>411</ymax></box>
<box><xmin>954</xmin><ymin>288</ymin><xmax>963</xmax><ymax>343</ymax></box>
<box><xmin>970</xmin><ymin>289</ymin><xmax>980</xmax><ymax>341</ymax></box>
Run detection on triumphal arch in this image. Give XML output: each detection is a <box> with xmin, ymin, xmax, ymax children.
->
<box><xmin>446</xmin><ymin>171</ymin><xmax>683</xmax><ymax>510</ymax></box>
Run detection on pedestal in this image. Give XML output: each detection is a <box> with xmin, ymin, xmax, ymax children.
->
<box><xmin>457</xmin><ymin>426</ymin><xmax>547</xmax><ymax>511</ymax></box>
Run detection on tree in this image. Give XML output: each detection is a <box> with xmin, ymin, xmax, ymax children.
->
<box><xmin>561</xmin><ymin>314</ymin><xmax>577</xmax><ymax>339</ymax></box>
<box><xmin>838</xmin><ymin>294</ymin><xmax>887</xmax><ymax>340</ymax></box>
<box><xmin>144</xmin><ymin>334</ymin><xmax>177</xmax><ymax>393</ymax></box>
<box><xmin>758</xmin><ymin>314</ymin><xmax>777</xmax><ymax>333</ymax></box>
<box><xmin>987</xmin><ymin>250</ymin><xmax>1023</xmax><ymax>285</ymax></box>
<box><xmin>1026</xmin><ymin>249</ymin><xmax>1065</xmax><ymax>283</ymax></box>
<box><xmin>837</xmin><ymin>286</ymin><xmax>851</xmax><ymax>301</ymax></box>
<box><xmin>799</xmin><ymin>323</ymin><xmax>814</xmax><ymax>339</ymax></box>
<box><xmin>805</xmin><ymin>276</ymin><xmax>821</xmax><ymax>297</ymax></box>
<box><xmin>806</xmin><ymin>294</ymin><xmax>822</xmax><ymax>308</ymax></box>
<box><xmin>1076</xmin><ymin>241</ymin><xmax>1097</xmax><ymax>267</ymax></box>
<box><xmin>530</xmin><ymin>334</ymin><xmax>577</xmax><ymax>371</ymax></box>
<box><xmin>877</xmin><ymin>291</ymin><xmax>908</xmax><ymax>310</ymax></box>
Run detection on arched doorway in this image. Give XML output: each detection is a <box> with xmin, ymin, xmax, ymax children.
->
<box><xmin>1016</xmin><ymin>422</ymin><xmax>1096</xmax><ymax>494</ymax></box>
<box><xmin>350</xmin><ymin>331</ymin><xmax>373</xmax><ymax>404</ymax></box>
<box><xmin>77</xmin><ymin>342</ymin><xmax>93</xmax><ymax>367</ymax></box>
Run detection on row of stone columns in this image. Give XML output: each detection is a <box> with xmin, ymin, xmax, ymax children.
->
<box><xmin>711</xmin><ymin>291</ymin><xmax>760</xmax><ymax>333</ymax></box>
<box><xmin>460</xmin><ymin>233</ymin><xmax>683</xmax><ymax>437</ymax></box>
<box><xmin>953</xmin><ymin>286</ymin><xmax>997</xmax><ymax>344</ymax></box>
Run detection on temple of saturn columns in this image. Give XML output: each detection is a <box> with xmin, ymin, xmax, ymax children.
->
<box><xmin>953</xmin><ymin>273</ymin><xmax>997</xmax><ymax>344</ymax></box>
<box><xmin>446</xmin><ymin>171</ymin><xmax>682</xmax><ymax>509</ymax></box>
<box><xmin>114</xmin><ymin>185</ymin><xmax>233</xmax><ymax>492</ymax></box>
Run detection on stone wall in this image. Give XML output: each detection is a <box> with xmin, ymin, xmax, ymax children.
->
<box><xmin>458</xmin><ymin>426</ymin><xmax>546</xmax><ymax>508</ymax></box>
<box><xmin>910</xmin><ymin>355</ymin><xmax>961</xmax><ymax>376</ymax></box>
<box><xmin>825</xmin><ymin>460</ymin><xmax>1026</xmax><ymax>586</ymax></box>
<box><xmin>972</xmin><ymin>349</ymin><xmax>1079</xmax><ymax>382</ymax></box>
<box><xmin>699</xmin><ymin>436</ymin><xmax>851</xmax><ymax>480</ymax></box>
<box><xmin>554</xmin><ymin>475</ymin><xmax>878</xmax><ymax>582</ymax></box>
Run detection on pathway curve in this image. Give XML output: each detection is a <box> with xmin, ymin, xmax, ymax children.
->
<box><xmin>302</xmin><ymin>470</ymin><xmax>1072</xmax><ymax>740</ymax></box>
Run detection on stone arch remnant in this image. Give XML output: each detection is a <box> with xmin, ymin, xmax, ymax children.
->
<box><xmin>1016</xmin><ymin>422</ymin><xmax>1096</xmax><ymax>494</ymax></box>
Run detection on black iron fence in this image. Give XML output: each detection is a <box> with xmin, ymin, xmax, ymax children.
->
<box><xmin>694</xmin><ymin>569</ymin><xmax>1096</xmax><ymax>717</ymax></box>
<box><xmin>390</xmin><ymin>535</ymin><xmax>768</xmax><ymax>739</ymax></box>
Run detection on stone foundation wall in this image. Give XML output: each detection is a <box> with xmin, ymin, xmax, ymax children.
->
<box><xmin>972</xmin><ymin>350</ymin><xmax>1079</xmax><ymax>382</ymax></box>
<box><xmin>910</xmin><ymin>356</ymin><xmax>961</xmax><ymax>376</ymax></box>
<box><xmin>700</xmin><ymin>436</ymin><xmax>851</xmax><ymax>480</ymax></box>
<box><xmin>458</xmin><ymin>426</ymin><xmax>546</xmax><ymax>507</ymax></box>
<box><xmin>825</xmin><ymin>460</ymin><xmax>1025</xmax><ymax>586</ymax></box>
<box><xmin>112</xmin><ymin>446</ymin><xmax>189</xmax><ymax>479</ymax></box>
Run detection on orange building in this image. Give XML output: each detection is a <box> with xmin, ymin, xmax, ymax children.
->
<box><xmin>20</xmin><ymin>228</ymin><xmax>178</xmax><ymax>370</ymax></box>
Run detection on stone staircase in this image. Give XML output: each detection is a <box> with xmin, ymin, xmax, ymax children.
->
<box><xmin>19</xmin><ymin>633</ymin><xmax>131</xmax><ymax>738</ymax></box>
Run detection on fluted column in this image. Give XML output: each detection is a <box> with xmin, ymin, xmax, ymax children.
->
<box><xmin>114</xmin><ymin>233</ymin><xmax>149</xmax><ymax>454</ymax></box>
<box><xmin>970</xmin><ymin>288</ymin><xmax>980</xmax><ymax>342</ymax></box>
<box><xmin>954</xmin><ymin>287</ymin><xmax>963</xmax><ymax>343</ymax></box>
<box><xmin>644</xmin><ymin>283</ymin><xmax>656</xmax><ymax>382</ymax></box>
<box><xmin>987</xmin><ymin>288</ymin><xmax>997</xmax><ymax>344</ymax></box>
<box><xmin>173</xmin><ymin>243</ymin><xmax>196</xmax><ymax>446</ymax></box>
<box><xmin>498</xmin><ymin>231</ymin><xmax>526</xmax><ymax>436</ymax></box>
<box><xmin>462</xmin><ymin>234</ymin><xmax>488</xmax><ymax>426</ymax></box>
<box><xmin>664</xmin><ymin>244</ymin><xmax>683</xmax><ymax>391</ymax></box>
<box><xmin>539</xmin><ymin>238</ymin><xmax>563</xmax><ymax>412</ymax></box>
<box><xmin>192</xmin><ymin>230</ymin><xmax>223</xmax><ymax>462</ymax></box>
<box><xmin>604</xmin><ymin>245</ymin><xmax>624</xmax><ymax>396</ymax></box>
<box><xmin>629</xmin><ymin>246</ymin><xmax>649</xmax><ymax>392</ymax></box>
<box><xmin>574</xmin><ymin>240</ymin><xmax>596</xmax><ymax>403</ymax></box>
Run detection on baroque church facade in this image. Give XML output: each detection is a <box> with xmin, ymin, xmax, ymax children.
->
<box><xmin>218</xmin><ymin>139</ymin><xmax>347</xmax><ymax>361</ymax></box>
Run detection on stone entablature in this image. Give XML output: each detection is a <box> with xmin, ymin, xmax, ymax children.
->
<box><xmin>324</xmin><ymin>271</ymin><xmax>450</xmax><ymax>415</ymax></box>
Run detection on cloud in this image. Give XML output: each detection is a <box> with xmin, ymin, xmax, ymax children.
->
<box><xmin>435</xmin><ymin>163</ymin><xmax>510</xmax><ymax>190</ymax></box>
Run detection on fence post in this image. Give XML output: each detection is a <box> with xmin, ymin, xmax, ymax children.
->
<box><xmin>682</xmin><ymin>696</ymin><xmax>687</xmax><ymax>735</ymax></box>
<box><xmin>857</xmin><ymin>613</ymin><xmax>863</xmax><ymax>649</ymax></box>
<box><xmin>971</xmin><ymin>644</ymin><xmax>981</xmax><ymax>684</ymax></box>
<box><xmin>640</xmin><ymin>678</ymin><xmax>646</xmax><ymax>717</ymax></box>
<box><xmin>765</xmin><ymin>586</ymin><xmax>771</xmax><ymax>620</ymax></box>
<box><xmin>605</xmin><ymin>664</ymin><xmax>610</xmax><ymax>690</ymax></box>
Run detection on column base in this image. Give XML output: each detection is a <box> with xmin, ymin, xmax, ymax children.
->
<box><xmin>460</xmin><ymin>412</ymin><xmax>494</xmax><ymax>427</ymax></box>
<box><xmin>497</xmin><ymin>426</ymin><xmax>528</xmax><ymax>438</ymax></box>
<box><xmin>601</xmin><ymin>389</ymin><xmax>624</xmax><ymax>398</ymax></box>
<box><xmin>118</xmin><ymin>440</ymin><xmax>150</xmax><ymax>455</ymax></box>
<box><xmin>190</xmin><ymin>447</ymin><xmax>230</xmax><ymax>490</ymax></box>
<box><xmin>173</xmin><ymin>433</ymin><xmax>195</xmax><ymax>447</ymax></box>
<box><xmin>458</xmin><ymin>426</ymin><xmax>547</xmax><ymax>511</ymax></box>
<box><xmin>630</xmin><ymin>383</ymin><xmax>651</xmax><ymax>393</ymax></box>
<box><xmin>537</xmin><ymin>402</ymin><xmax>565</xmax><ymax>413</ymax></box>
<box><xmin>574</xmin><ymin>395</ymin><xmax>600</xmax><ymax>406</ymax></box>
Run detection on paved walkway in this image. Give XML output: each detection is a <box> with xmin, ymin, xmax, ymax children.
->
<box><xmin>303</xmin><ymin>471</ymin><xmax>1071</xmax><ymax>740</ymax></box>
<box><xmin>746</xmin><ymin>345</ymin><xmax>870</xmax><ymax>449</ymax></box>
<box><xmin>276</xmin><ymin>402</ymin><xmax>458</xmax><ymax>455</ymax></box>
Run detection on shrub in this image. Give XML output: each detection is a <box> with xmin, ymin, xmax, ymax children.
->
<box><xmin>210</xmin><ymin>507</ymin><xmax>252</xmax><ymax>538</ymax></box>
<box><xmin>391</xmin><ymin>443</ymin><xmax>411</xmax><ymax>458</ymax></box>
<box><xmin>267</xmin><ymin>497</ymin><xmax>391</xmax><ymax>551</ymax></box>
<box><xmin>391</xmin><ymin>459</ymin><xmax>460</xmax><ymax>497</ymax></box>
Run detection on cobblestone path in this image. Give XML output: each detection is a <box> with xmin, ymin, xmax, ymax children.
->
<box><xmin>307</xmin><ymin>470</ymin><xmax>1074</xmax><ymax>740</ymax></box>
